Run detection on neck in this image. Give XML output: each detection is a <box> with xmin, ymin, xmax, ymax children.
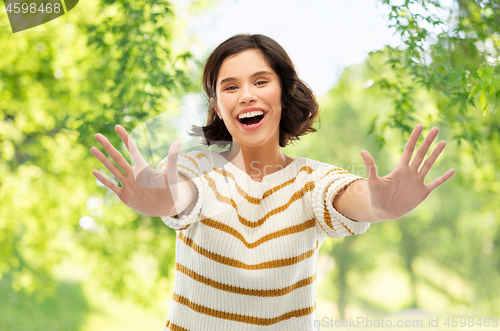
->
<box><xmin>222</xmin><ymin>141</ymin><xmax>290</xmax><ymax>182</ymax></box>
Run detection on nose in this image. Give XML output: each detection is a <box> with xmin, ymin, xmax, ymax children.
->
<box><xmin>238</xmin><ymin>84</ymin><xmax>257</xmax><ymax>104</ymax></box>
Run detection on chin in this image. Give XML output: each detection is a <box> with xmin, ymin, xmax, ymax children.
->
<box><xmin>237</xmin><ymin>135</ymin><xmax>275</xmax><ymax>148</ymax></box>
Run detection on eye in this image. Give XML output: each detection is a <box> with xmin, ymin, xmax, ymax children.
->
<box><xmin>225</xmin><ymin>86</ymin><xmax>237</xmax><ymax>91</ymax></box>
<box><xmin>256</xmin><ymin>81</ymin><xmax>267</xmax><ymax>86</ymax></box>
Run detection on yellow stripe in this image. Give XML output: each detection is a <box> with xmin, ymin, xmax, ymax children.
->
<box><xmin>196</xmin><ymin>152</ymin><xmax>208</xmax><ymax>160</ymax></box>
<box><xmin>211</xmin><ymin>165</ymin><xmax>314</xmax><ymax>204</ymax></box>
<box><xmin>178</xmin><ymin>231</ymin><xmax>319</xmax><ymax>270</ymax></box>
<box><xmin>322</xmin><ymin>180</ymin><xmax>341</xmax><ymax>232</ymax></box>
<box><xmin>316</xmin><ymin>216</ymin><xmax>332</xmax><ymax>236</ymax></box>
<box><xmin>324</xmin><ymin>179</ymin><xmax>366</xmax><ymax>235</ymax></box>
<box><xmin>320</xmin><ymin>167</ymin><xmax>349</xmax><ymax>180</ymax></box>
<box><xmin>176</xmin><ymin>263</ymin><xmax>316</xmax><ymax>297</ymax></box>
<box><xmin>172</xmin><ymin>293</ymin><xmax>316</xmax><ymax>325</ymax></box>
<box><xmin>325</xmin><ymin>193</ymin><xmax>354</xmax><ymax>235</ymax></box>
<box><xmin>205</xmin><ymin>174</ymin><xmax>315</xmax><ymax>228</ymax></box>
<box><xmin>178</xmin><ymin>164</ymin><xmax>199</xmax><ymax>178</ymax></box>
<box><xmin>183</xmin><ymin>154</ymin><xmax>200</xmax><ymax>170</ymax></box>
<box><xmin>165</xmin><ymin>320</ymin><xmax>189</xmax><ymax>331</ymax></box>
<box><xmin>200</xmin><ymin>217</ymin><xmax>316</xmax><ymax>248</ymax></box>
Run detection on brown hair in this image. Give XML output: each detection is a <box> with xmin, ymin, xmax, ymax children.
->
<box><xmin>189</xmin><ymin>33</ymin><xmax>320</xmax><ymax>148</ymax></box>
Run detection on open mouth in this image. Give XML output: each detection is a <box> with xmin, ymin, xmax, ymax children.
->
<box><xmin>237</xmin><ymin>113</ymin><xmax>265</xmax><ymax>126</ymax></box>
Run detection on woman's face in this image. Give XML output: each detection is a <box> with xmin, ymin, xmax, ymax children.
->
<box><xmin>215</xmin><ymin>49</ymin><xmax>282</xmax><ymax>149</ymax></box>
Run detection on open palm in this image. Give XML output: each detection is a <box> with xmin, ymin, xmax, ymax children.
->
<box><xmin>360</xmin><ymin>124</ymin><xmax>456</xmax><ymax>221</ymax></box>
<box><xmin>90</xmin><ymin>125</ymin><xmax>186</xmax><ymax>217</ymax></box>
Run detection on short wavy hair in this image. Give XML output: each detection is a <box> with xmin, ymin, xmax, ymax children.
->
<box><xmin>189</xmin><ymin>33</ymin><xmax>320</xmax><ymax>148</ymax></box>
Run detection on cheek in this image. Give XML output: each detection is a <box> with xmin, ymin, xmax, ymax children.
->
<box><xmin>218</xmin><ymin>94</ymin><xmax>235</xmax><ymax>111</ymax></box>
<box><xmin>262</xmin><ymin>87</ymin><xmax>282</xmax><ymax>108</ymax></box>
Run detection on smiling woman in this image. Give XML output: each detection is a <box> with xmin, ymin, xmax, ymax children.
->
<box><xmin>155</xmin><ymin>34</ymin><xmax>372</xmax><ymax>330</ymax></box>
<box><xmin>216</xmin><ymin>50</ymin><xmax>282</xmax><ymax>145</ymax></box>
<box><xmin>189</xmin><ymin>34</ymin><xmax>319</xmax><ymax>150</ymax></box>
<box><xmin>91</xmin><ymin>33</ymin><xmax>456</xmax><ymax>331</ymax></box>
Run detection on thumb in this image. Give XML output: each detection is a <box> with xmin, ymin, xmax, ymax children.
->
<box><xmin>166</xmin><ymin>141</ymin><xmax>182</xmax><ymax>188</ymax></box>
<box><xmin>360</xmin><ymin>150</ymin><xmax>378</xmax><ymax>180</ymax></box>
<box><xmin>165</xmin><ymin>141</ymin><xmax>182</xmax><ymax>213</ymax></box>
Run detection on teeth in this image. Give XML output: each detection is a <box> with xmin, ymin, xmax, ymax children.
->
<box><xmin>238</xmin><ymin>110</ymin><xmax>264</xmax><ymax>120</ymax></box>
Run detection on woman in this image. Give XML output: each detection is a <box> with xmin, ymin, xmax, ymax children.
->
<box><xmin>91</xmin><ymin>34</ymin><xmax>455</xmax><ymax>330</ymax></box>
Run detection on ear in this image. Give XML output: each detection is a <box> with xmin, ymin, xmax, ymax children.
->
<box><xmin>213</xmin><ymin>106</ymin><xmax>221</xmax><ymax>119</ymax></box>
<box><xmin>210</xmin><ymin>96</ymin><xmax>220</xmax><ymax>118</ymax></box>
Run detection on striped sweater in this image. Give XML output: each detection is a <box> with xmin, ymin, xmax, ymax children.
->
<box><xmin>158</xmin><ymin>150</ymin><xmax>370</xmax><ymax>331</ymax></box>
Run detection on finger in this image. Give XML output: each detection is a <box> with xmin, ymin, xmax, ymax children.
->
<box><xmin>166</xmin><ymin>141</ymin><xmax>182</xmax><ymax>213</ymax></box>
<box><xmin>410</xmin><ymin>126</ymin><xmax>439</xmax><ymax>172</ymax></box>
<box><xmin>115</xmin><ymin>125</ymin><xmax>129</xmax><ymax>149</ymax></box>
<box><xmin>399</xmin><ymin>124</ymin><xmax>424</xmax><ymax>167</ymax></box>
<box><xmin>115</xmin><ymin>125</ymin><xmax>149</xmax><ymax>173</ymax></box>
<box><xmin>91</xmin><ymin>146</ymin><xmax>126</xmax><ymax>181</ymax></box>
<box><xmin>360</xmin><ymin>150</ymin><xmax>379</xmax><ymax>180</ymax></box>
<box><xmin>418</xmin><ymin>140</ymin><xmax>446</xmax><ymax>177</ymax></box>
<box><xmin>166</xmin><ymin>141</ymin><xmax>182</xmax><ymax>188</ymax></box>
<box><xmin>92</xmin><ymin>169</ymin><xmax>121</xmax><ymax>196</ymax></box>
<box><xmin>426</xmin><ymin>168</ymin><xmax>456</xmax><ymax>192</ymax></box>
<box><xmin>95</xmin><ymin>133</ymin><xmax>132</xmax><ymax>175</ymax></box>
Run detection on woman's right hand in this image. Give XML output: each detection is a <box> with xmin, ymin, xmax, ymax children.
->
<box><xmin>90</xmin><ymin>125</ymin><xmax>197</xmax><ymax>217</ymax></box>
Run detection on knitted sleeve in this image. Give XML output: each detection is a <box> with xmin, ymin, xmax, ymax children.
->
<box><xmin>155</xmin><ymin>151</ymin><xmax>207</xmax><ymax>230</ymax></box>
<box><xmin>311</xmin><ymin>164</ymin><xmax>371</xmax><ymax>238</ymax></box>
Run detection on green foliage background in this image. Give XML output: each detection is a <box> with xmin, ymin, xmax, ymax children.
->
<box><xmin>0</xmin><ymin>0</ymin><xmax>499</xmax><ymax>329</ymax></box>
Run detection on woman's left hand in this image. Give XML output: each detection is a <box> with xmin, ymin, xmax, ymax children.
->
<box><xmin>359</xmin><ymin>124</ymin><xmax>456</xmax><ymax>221</ymax></box>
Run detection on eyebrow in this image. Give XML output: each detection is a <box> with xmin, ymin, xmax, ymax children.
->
<box><xmin>219</xmin><ymin>70</ymin><xmax>273</xmax><ymax>86</ymax></box>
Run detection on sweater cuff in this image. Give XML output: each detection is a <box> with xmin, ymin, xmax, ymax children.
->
<box><xmin>313</xmin><ymin>170</ymin><xmax>370</xmax><ymax>238</ymax></box>
<box><xmin>158</xmin><ymin>152</ymin><xmax>206</xmax><ymax>230</ymax></box>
